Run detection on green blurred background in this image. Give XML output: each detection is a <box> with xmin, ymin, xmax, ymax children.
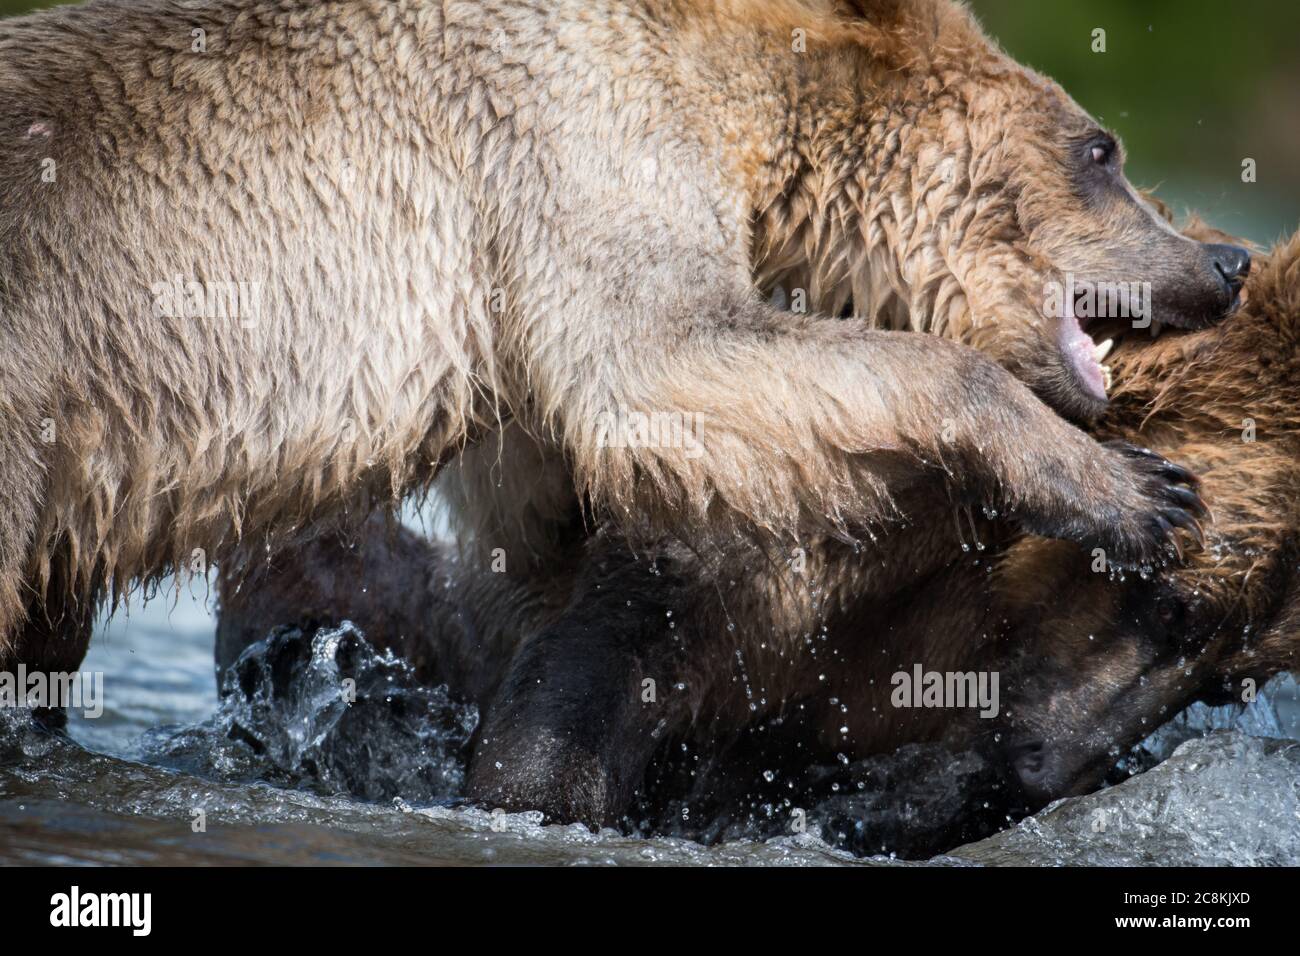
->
<box><xmin>971</xmin><ymin>1</ymin><xmax>1300</xmax><ymax>246</ymax></box>
<box><xmin>2</xmin><ymin>0</ymin><xmax>1297</xmax><ymax>244</ymax></box>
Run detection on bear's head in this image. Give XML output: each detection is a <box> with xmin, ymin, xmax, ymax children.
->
<box><xmin>991</xmin><ymin>228</ymin><xmax>1300</xmax><ymax>804</ymax></box>
<box><xmin>748</xmin><ymin>0</ymin><xmax>1250</xmax><ymax>422</ymax></box>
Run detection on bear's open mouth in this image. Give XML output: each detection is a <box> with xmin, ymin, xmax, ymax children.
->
<box><xmin>1060</xmin><ymin>310</ymin><xmax>1116</xmax><ymax>404</ymax></box>
<box><xmin>1058</xmin><ymin>284</ymin><xmax>1158</xmax><ymax>405</ymax></box>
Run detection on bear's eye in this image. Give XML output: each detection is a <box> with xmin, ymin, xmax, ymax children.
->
<box><xmin>1089</xmin><ymin>137</ymin><xmax>1117</xmax><ymax>167</ymax></box>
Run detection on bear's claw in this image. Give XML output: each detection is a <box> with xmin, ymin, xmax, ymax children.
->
<box><xmin>1101</xmin><ymin>440</ymin><xmax>1209</xmax><ymax>565</ymax></box>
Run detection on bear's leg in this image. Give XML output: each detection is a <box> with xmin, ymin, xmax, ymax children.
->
<box><xmin>215</xmin><ymin>514</ymin><xmax>573</xmax><ymax>704</ymax></box>
<box><xmin>0</xmin><ymin>562</ymin><xmax>97</xmax><ymax>730</ymax></box>
<box><xmin>0</xmin><ymin>443</ymin><xmax>46</xmax><ymax>652</ymax></box>
<box><xmin>213</xmin><ymin>516</ymin><xmax>451</xmax><ymax>683</ymax></box>
<box><xmin>464</xmin><ymin>545</ymin><xmax>696</xmax><ymax>827</ymax></box>
<box><xmin>537</xmin><ymin>286</ymin><xmax>1207</xmax><ymax>566</ymax></box>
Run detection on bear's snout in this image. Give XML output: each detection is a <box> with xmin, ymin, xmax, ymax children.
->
<box><xmin>1185</xmin><ymin>241</ymin><xmax>1252</xmax><ymax>324</ymax></box>
<box><xmin>1006</xmin><ymin>736</ymin><xmax>1082</xmax><ymax>806</ymax></box>
<box><xmin>1206</xmin><ymin>243</ymin><xmax>1252</xmax><ymax>303</ymax></box>
<box><xmin>1151</xmin><ymin>240</ymin><xmax>1254</xmax><ymax>331</ymax></box>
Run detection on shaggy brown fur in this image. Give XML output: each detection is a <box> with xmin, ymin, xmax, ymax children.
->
<box><xmin>1</xmin><ymin>0</ymin><xmax>1240</xmax><ymax>672</ymax></box>
<box><xmin>992</xmin><ymin>220</ymin><xmax>1300</xmax><ymax>798</ymax></box>
<box><xmin>218</xmin><ymin>222</ymin><xmax>1299</xmax><ymax>825</ymax></box>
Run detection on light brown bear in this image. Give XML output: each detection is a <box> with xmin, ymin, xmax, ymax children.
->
<box><xmin>0</xmin><ymin>0</ymin><xmax>1243</xmax><ymax>678</ymax></box>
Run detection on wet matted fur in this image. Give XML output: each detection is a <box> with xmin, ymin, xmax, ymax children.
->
<box><xmin>0</xmin><ymin>0</ymin><xmax>1240</xmax><ymax>669</ymax></box>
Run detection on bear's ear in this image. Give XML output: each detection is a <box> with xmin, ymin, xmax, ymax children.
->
<box><xmin>841</xmin><ymin>0</ymin><xmax>962</xmax><ymax>30</ymax></box>
<box><xmin>831</xmin><ymin>0</ymin><xmax>949</xmax><ymax>54</ymax></box>
<box><xmin>835</xmin><ymin>0</ymin><xmax>910</xmax><ymax>22</ymax></box>
<box><xmin>837</xmin><ymin>0</ymin><xmax>966</xmax><ymax>32</ymax></box>
<box><xmin>834</xmin><ymin>0</ymin><xmax>985</xmax><ymax>65</ymax></box>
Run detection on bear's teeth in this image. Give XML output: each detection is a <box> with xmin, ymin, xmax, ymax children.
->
<box><xmin>1094</xmin><ymin>338</ymin><xmax>1114</xmax><ymax>362</ymax></box>
<box><xmin>1102</xmin><ymin>364</ymin><xmax>1113</xmax><ymax>392</ymax></box>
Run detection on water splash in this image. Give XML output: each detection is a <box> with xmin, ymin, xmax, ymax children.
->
<box><xmin>142</xmin><ymin>623</ymin><xmax>477</xmax><ymax>802</ymax></box>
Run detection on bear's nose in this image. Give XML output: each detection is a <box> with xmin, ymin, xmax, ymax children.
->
<box><xmin>1206</xmin><ymin>243</ymin><xmax>1251</xmax><ymax>296</ymax></box>
<box><xmin>1008</xmin><ymin>738</ymin><xmax>1060</xmax><ymax>804</ymax></box>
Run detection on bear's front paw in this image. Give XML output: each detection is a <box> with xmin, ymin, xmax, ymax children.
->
<box><xmin>1015</xmin><ymin>440</ymin><xmax>1206</xmax><ymax>567</ymax></box>
<box><xmin>1083</xmin><ymin>441</ymin><xmax>1207</xmax><ymax>568</ymax></box>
